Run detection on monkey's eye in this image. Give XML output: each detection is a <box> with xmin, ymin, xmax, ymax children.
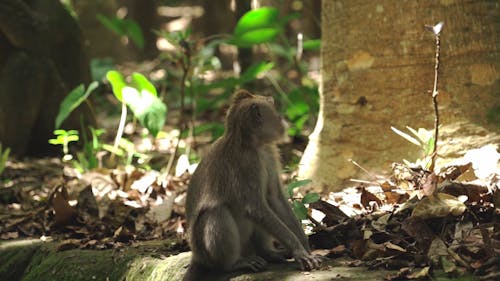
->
<box><xmin>250</xmin><ymin>103</ymin><xmax>262</xmax><ymax>123</ymax></box>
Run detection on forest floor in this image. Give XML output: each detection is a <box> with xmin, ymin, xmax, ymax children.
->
<box><xmin>0</xmin><ymin>145</ymin><xmax>499</xmax><ymax>280</ymax></box>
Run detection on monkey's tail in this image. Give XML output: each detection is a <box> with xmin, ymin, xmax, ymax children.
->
<box><xmin>183</xmin><ymin>261</ymin><xmax>206</xmax><ymax>281</ymax></box>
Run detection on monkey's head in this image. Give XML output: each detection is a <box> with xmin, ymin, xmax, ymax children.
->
<box><xmin>225</xmin><ymin>90</ymin><xmax>286</xmax><ymax>145</ymax></box>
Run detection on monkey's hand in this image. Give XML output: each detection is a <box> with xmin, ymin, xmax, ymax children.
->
<box><xmin>293</xmin><ymin>250</ymin><xmax>323</xmax><ymax>271</ymax></box>
<box><xmin>231</xmin><ymin>256</ymin><xmax>268</xmax><ymax>272</ymax></box>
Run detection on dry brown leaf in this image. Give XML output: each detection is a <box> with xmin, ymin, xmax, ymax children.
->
<box><xmin>360</xmin><ymin>187</ymin><xmax>382</xmax><ymax>208</ymax></box>
<box><xmin>406</xmin><ymin>266</ymin><xmax>430</xmax><ymax>279</ymax></box>
<box><xmin>412</xmin><ymin>193</ymin><xmax>466</xmax><ymax>219</ymax></box>
<box><xmin>51</xmin><ymin>185</ymin><xmax>76</xmax><ymax>226</ymax></box>
<box><xmin>439</xmin><ymin>162</ymin><xmax>473</xmax><ymax>181</ymax></box>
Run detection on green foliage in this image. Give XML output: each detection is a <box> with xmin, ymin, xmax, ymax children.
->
<box><xmin>302</xmin><ymin>39</ymin><xmax>321</xmax><ymax>51</ymax></box>
<box><xmin>102</xmin><ymin>139</ymin><xmax>149</xmax><ymax>167</ymax></box>
<box><xmin>49</xmin><ymin>130</ymin><xmax>79</xmax><ymax>162</ymax></box>
<box><xmin>76</xmin><ymin>127</ymin><xmax>105</xmax><ymax>172</ymax></box>
<box><xmin>97</xmin><ymin>14</ymin><xmax>144</xmax><ymax>49</ymax></box>
<box><xmin>391</xmin><ymin>126</ymin><xmax>435</xmax><ymax>169</ymax></box>
<box><xmin>0</xmin><ymin>143</ymin><xmax>10</xmax><ymax>177</ymax></box>
<box><xmin>286</xmin><ymin>179</ymin><xmax>319</xmax><ymax>220</ymax></box>
<box><xmin>230</xmin><ymin>7</ymin><xmax>282</xmax><ymax>47</ymax></box>
<box><xmin>90</xmin><ymin>58</ymin><xmax>115</xmax><ymax>81</ymax></box>
<box><xmin>106</xmin><ymin>71</ymin><xmax>167</xmax><ymax>137</ymax></box>
<box><xmin>55</xmin><ymin>82</ymin><xmax>99</xmax><ymax>129</ymax></box>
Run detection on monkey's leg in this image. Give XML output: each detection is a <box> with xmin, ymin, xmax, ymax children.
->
<box><xmin>198</xmin><ymin>207</ymin><xmax>268</xmax><ymax>272</ymax></box>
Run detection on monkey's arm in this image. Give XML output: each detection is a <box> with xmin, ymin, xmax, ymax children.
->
<box><xmin>245</xmin><ymin>197</ymin><xmax>320</xmax><ymax>270</ymax></box>
<box><xmin>0</xmin><ymin>0</ymin><xmax>48</xmax><ymax>53</ymax></box>
<box><xmin>268</xmin><ymin>185</ymin><xmax>311</xmax><ymax>252</ymax></box>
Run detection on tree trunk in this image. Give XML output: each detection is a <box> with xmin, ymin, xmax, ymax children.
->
<box><xmin>300</xmin><ymin>0</ymin><xmax>500</xmax><ymax>191</ymax></box>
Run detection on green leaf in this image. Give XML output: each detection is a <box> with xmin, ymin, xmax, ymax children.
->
<box><xmin>102</xmin><ymin>144</ymin><xmax>125</xmax><ymax>157</ymax></box>
<box><xmin>424</xmin><ymin>137</ymin><xmax>435</xmax><ymax>155</ymax></box>
<box><xmin>286</xmin><ymin>179</ymin><xmax>312</xmax><ymax>198</ymax></box>
<box><xmin>121</xmin><ymin>87</ymin><xmax>167</xmax><ymax>137</ymax></box>
<box><xmin>286</xmin><ymin>101</ymin><xmax>309</xmax><ymax>120</ymax></box>
<box><xmin>122</xmin><ymin>19</ymin><xmax>145</xmax><ymax>49</ymax></box>
<box><xmin>91</xmin><ymin>58</ymin><xmax>115</xmax><ymax>81</ymax></box>
<box><xmin>231</xmin><ymin>7</ymin><xmax>281</xmax><ymax>47</ymax></box>
<box><xmin>0</xmin><ymin>144</ymin><xmax>10</xmax><ymax>175</ymax></box>
<box><xmin>232</xmin><ymin>28</ymin><xmax>280</xmax><ymax>47</ymax></box>
<box><xmin>240</xmin><ymin>62</ymin><xmax>274</xmax><ymax>82</ymax></box>
<box><xmin>97</xmin><ymin>15</ymin><xmax>144</xmax><ymax>49</ymax></box>
<box><xmin>292</xmin><ymin>201</ymin><xmax>308</xmax><ymax>220</ymax></box>
<box><xmin>106</xmin><ymin>70</ymin><xmax>127</xmax><ymax>101</ymax></box>
<box><xmin>131</xmin><ymin>72</ymin><xmax>157</xmax><ymax>96</ymax></box>
<box><xmin>96</xmin><ymin>14</ymin><xmax>124</xmax><ymax>35</ymax></box>
<box><xmin>234</xmin><ymin>7</ymin><xmax>279</xmax><ymax>36</ymax></box>
<box><xmin>302</xmin><ymin>39</ymin><xmax>321</xmax><ymax>51</ymax></box>
<box><xmin>55</xmin><ymin>82</ymin><xmax>98</xmax><ymax>129</ymax></box>
<box><xmin>302</xmin><ymin>193</ymin><xmax>320</xmax><ymax>204</ymax></box>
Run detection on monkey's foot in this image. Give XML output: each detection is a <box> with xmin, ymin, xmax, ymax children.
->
<box><xmin>294</xmin><ymin>253</ymin><xmax>323</xmax><ymax>271</ymax></box>
<box><xmin>231</xmin><ymin>256</ymin><xmax>268</xmax><ymax>272</ymax></box>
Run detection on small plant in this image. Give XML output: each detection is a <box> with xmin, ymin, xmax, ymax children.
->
<box><xmin>286</xmin><ymin>179</ymin><xmax>320</xmax><ymax>220</ymax></box>
<box><xmin>49</xmin><ymin>129</ymin><xmax>79</xmax><ymax>162</ymax></box>
<box><xmin>391</xmin><ymin>126</ymin><xmax>434</xmax><ymax>169</ymax></box>
<box><xmin>0</xmin><ymin>143</ymin><xmax>10</xmax><ymax>176</ymax></box>
<box><xmin>392</xmin><ymin>22</ymin><xmax>443</xmax><ymax>172</ymax></box>
<box><xmin>74</xmin><ymin>127</ymin><xmax>105</xmax><ymax>172</ymax></box>
<box><xmin>106</xmin><ymin>70</ymin><xmax>167</xmax><ymax>157</ymax></box>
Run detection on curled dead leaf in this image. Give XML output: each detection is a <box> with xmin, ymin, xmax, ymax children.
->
<box><xmin>412</xmin><ymin>193</ymin><xmax>466</xmax><ymax>219</ymax></box>
<box><xmin>51</xmin><ymin>185</ymin><xmax>76</xmax><ymax>226</ymax></box>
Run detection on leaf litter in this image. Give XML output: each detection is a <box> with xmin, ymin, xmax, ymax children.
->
<box><xmin>0</xmin><ymin>146</ymin><xmax>498</xmax><ymax>280</ymax></box>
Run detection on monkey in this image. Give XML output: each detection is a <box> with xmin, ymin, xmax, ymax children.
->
<box><xmin>183</xmin><ymin>90</ymin><xmax>322</xmax><ymax>281</ymax></box>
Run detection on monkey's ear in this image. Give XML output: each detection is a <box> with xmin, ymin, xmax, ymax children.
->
<box><xmin>250</xmin><ymin>103</ymin><xmax>263</xmax><ymax>123</ymax></box>
<box><xmin>232</xmin><ymin>90</ymin><xmax>255</xmax><ymax>104</ymax></box>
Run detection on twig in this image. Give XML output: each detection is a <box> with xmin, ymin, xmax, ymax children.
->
<box><xmin>349</xmin><ymin>159</ymin><xmax>378</xmax><ymax>181</ymax></box>
<box><xmin>178</xmin><ymin>44</ymin><xmax>191</xmax><ymax>128</ymax></box>
<box><xmin>164</xmin><ymin>134</ymin><xmax>181</xmax><ymax>176</ymax></box>
<box><xmin>426</xmin><ymin>22</ymin><xmax>443</xmax><ymax>172</ymax></box>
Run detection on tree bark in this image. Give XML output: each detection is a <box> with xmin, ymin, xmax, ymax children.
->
<box><xmin>300</xmin><ymin>0</ymin><xmax>500</xmax><ymax>191</ymax></box>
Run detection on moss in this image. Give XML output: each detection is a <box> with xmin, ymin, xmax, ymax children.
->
<box><xmin>0</xmin><ymin>239</ymin><xmax>43</xmax><ymax>281</ymax></box>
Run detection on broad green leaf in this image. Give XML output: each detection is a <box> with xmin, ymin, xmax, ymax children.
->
<box><xmin>122</xmin><ymin>19</ymin><xmax>145</xmax><ymax>49</ymax></box>
<box><xmin>106</xmin><ymin>70</ymin><xmax>127</xmax><ymax>101</ymax></box>
<box><xmin>96</xmin><ymin>14</ymin><xmax>124</xmax><ymax>35</ymax></box>
<box><xmin>302</xmin><ymin>39</ymin><xmax>321</xmax><ymax>51</ymax></box>
<box><xmin>240</xmin><ymin>62</ymin><xmax>274</xmax><ymax>82</ymax></box>
<box><xmin>302</xmin><ymin>193</ymin><xmax>320</xmax><ymax>204</ymax></box>
<box><xmin>97</xmin><ymin>15</ymin><xmax>144</xmax><ymax>49</ymax></box>
<box><xmin>286</xmin><ymin>179</ymin><xmax>312</xmax><ymax>198</ymax></box>
<box><xmin>232</xmin><ymin>7</ymin><xmax>281</xmax><ymax>47</ymax></box>
<box><xmin>286</xmin><ymin>101</ymin><xmax>309</xmax><ymax>120</ymax></box>
<box><xmin>391</xmin><ymin>126</ymin><xmax>422</xmax><ymax>146</ymax></box>
<box><xmin>55</xmin><ymin>82</ymin><xmax>98</xmax><ymax>129</ymax></box>
<box><xmin>131</xmin><ymin>72</ymin><xmax>157</xmax><ymax>96</ymax></box>
<box><xmin>121</xmin><ymin>87</ymin><xmax>167</xmax><ymax>137</ymax></box>
<box><xmin>232</xmin><ymin>28</ymin><xmax>280</xmax><ymax>47</ymax></box>
<box><xmin>292</xmin><ymin>201</ymin><xmax>308</xmax><ymax>220</ymax></box>
<box><xmin>234</xmin><ymin>7</ymin><xmax>279</xmax><ymax>36</ymax></box>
